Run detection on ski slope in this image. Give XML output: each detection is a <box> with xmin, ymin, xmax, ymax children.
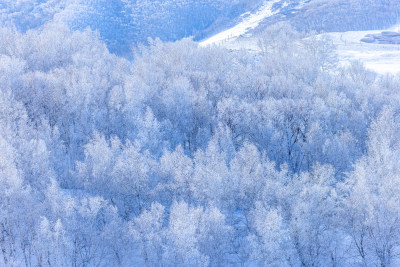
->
<box><xmin>200</xmin><ymin>0</ymin><xmax>283</xmax><ymax>46</ymax></box>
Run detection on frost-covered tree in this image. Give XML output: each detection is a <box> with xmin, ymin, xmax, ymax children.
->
<box><xmin>76</xmin><ymin>133</ymin><xmax>157</xmax><ymax>218</ymax></box>
<box><xmin>163</xmin><ymin>201</ymin><xmax>232</xmax><ymax>267</ymax></box>
<box><xmin>340</xmin><ymin>108</ymin><xmax>400</xmax><ymax>267</ymax></box>
<box><xmin>248</xmin><ymin>206</ymin><xmax>291</xmax><ymax>266</ymax></box>
<box><xmin>130</xmin><ymin>202</ymin><xmax>165</xmax><ymax>267</ymax></box>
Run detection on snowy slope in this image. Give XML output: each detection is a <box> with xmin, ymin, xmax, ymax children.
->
<box><xmin>200</xmin><ymin>0</ymin><xmax>283</xmax><ymax>46</ymax></box>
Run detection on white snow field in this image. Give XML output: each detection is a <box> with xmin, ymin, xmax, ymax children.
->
<box><xmin>328</xmin><ymin>28</ymin><xmax>400</xmax><ymax>75</ymax></box>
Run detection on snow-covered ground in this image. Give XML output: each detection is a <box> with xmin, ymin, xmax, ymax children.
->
<box><xmin>328</xmin><ymin>28</ymin><xmax>400</xmax><ymax>75</ymax></box>
<box><xmin>199</xmin><ymin>0</ymin><xmax>283</xmax><ymax>46</ymax></box>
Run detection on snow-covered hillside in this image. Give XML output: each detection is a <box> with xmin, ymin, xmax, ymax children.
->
<box><xmin>199</xmin><ymin>0</ymin><xmax>315</xmax><ymax>46</ymax></box>
<box><xmin>200</xmin><ymin>1</ymin><xmax>400</xmax><ymax>75</ymax></box>
<box><xmin>0</xmin><ymin>0</ymin><xmax>265</xmax><ymax>55</ymax></box>
<box><xmin>200</xmin><ymin>0</ymin><xmax>283</xmax><ymax>46</ymax></box>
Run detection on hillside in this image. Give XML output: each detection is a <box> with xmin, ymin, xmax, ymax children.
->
<box><xmin>201</xmin><ymin>0</ymin><xmax>400</xmax><ymax>75</ymax></box>
<box><xmin>0</xmin><ymin>0</ymin><xmax>264</xmax><ymax>55</ymax></box>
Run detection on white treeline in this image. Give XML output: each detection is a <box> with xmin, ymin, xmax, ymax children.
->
<box><xmin>1</xmin><ymin>22</ymin><xmax>400</xmax><ymax>266</ymax></box>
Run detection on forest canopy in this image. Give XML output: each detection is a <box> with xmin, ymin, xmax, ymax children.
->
<box><xmin>1</xmin><ymin>21</ymin><xmax>400</xmax><ymax>266</ymax></box>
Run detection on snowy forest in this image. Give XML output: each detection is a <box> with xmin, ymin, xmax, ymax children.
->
<box><xmin>0</xmin><ymin>0</ymin><xmax>261</xmax><ymax>55</ymax></box>
<box><xmin>1</xmin><ymin>2</ymin><xmax>400</xmax><ymax>266</ymax></box>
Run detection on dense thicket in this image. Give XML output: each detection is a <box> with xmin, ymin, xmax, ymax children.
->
<box><xmin>1</xmin><ymin>22</ymin><xmax>400</xmax><ymax>266</ymax></box>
